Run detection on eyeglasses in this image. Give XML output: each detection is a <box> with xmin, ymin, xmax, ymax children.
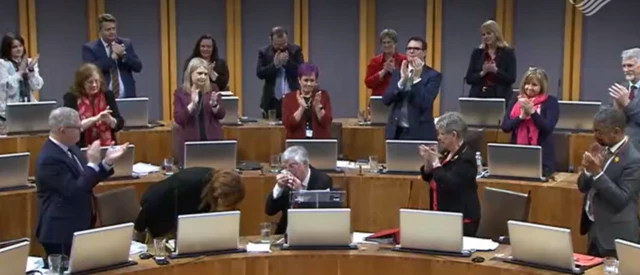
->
<box><xmin>406</xmin><ymin>47</ymin><xmax>423</xmax><ymax>51</ymax></box>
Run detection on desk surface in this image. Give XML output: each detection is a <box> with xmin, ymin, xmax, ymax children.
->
<box><xmin>95</xmin><ymin>237</ymin><xmax>604</xmax><ymax>275</ymax></box>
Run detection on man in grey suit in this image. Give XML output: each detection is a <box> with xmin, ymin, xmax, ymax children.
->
<box><xmin>609</xmin><ymin>48</ymin><xmax>640</xmax><ymax>147</ymax></box>
<box><xmin>577</xmin><ymin>107</ymin><xmax>640</xmax><ymax>257</ymax></box>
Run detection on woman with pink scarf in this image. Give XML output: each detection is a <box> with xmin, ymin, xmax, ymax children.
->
<box><xmin>501</xmin><ymin>68</ymin><xmax>559</xmax><ymax>176</ymax></box>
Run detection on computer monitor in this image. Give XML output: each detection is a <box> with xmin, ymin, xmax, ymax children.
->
<box><xmin>385</xmin><ymin>140</ymin><xmax>437</xmax><ymax>174</ymax></box>
<box><xmin>369</xmin><ymin>96</ymin><xmax>388</xmax><ymax>125</ymax></box>
<box><xmin>0</xmin><ymin>152</ymin><xmax>30</xmax><ymax>191</ymax></box>
<box><xmin>507</xmin><ymin>221</ymin><xmax>577</xmax><ymax>273</ymax></box>
<box><xmin>220</xmin><ymin>96</ymin><xmax>240</xmax><ymax>125</ymax></box>
<box><xmin>172</xmin><ymin>211</ymin><xmax>243</xmax><ymax>258</ymax></box>
<box><xmin>0</xmin><ymin>240</ymin><xmax>29</xmax><ymax>275</ymax></box>
<box><xmin>556</xmin><ymin>101</ymin><xmax>600</xmax><ymax>132</ymax></box>
<box><xmin>184</xmin><ymin>140</ymin><xmax>237</xmax><ymax>170</ymax></box>
<box><xmin>458</xmin><ymin>97</ymin><xmax>505</xmax><ymax>128</ymax></box>
<box><xmin>116</xmin><ymin>98</ymin><xmax>149</xmax><ymax>128</ymax></box>
<box><xmin>616</xmin><ymin>239</ymin><xmax>640</xmax><ymax>275</ymax></box>
<box><xmin>284</xmin><ymin>208</ymin><xmax>352</xmax><ymax>249</ymax></box>
<box><xmin>81</xmin><ymin>145</ymin><xmax>134</xmax><ymax>179</ymax></box>
<box><xmin>5</xmin><ymin>101</ymin><xmax>56</xmax><ymax>134</ymax></box>
<box><xmin>487</xmin><ymin>143</ymin><xmax>545</xmax><ymax>181</ymax></box>
<box><xmin>395</xmin><ymin>209</ymin><xmax>467</xmax><ymax>256</ymax></box>
<box><xmin>67</xmin><ymin>223</ymin><xmax>136</xmax><ymax>274</ymax></box>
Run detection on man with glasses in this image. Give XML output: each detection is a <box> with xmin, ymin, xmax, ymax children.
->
<box><xmin>34</xmin><ymin>107</ymin><xmax>129</xmax><ymax>257</ymax></box>
<box><xmin>256</xmin><ymin>26</ymin><xmax>305</xmax><ymax>120</ymax></box>
<box><xmin>382</xmin><ymin>36</ymin><xmax>442</xmax><ymax>140</ymax></box>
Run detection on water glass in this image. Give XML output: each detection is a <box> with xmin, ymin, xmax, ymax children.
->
<box><xmin>163</xmin><ymin>157</ymin><xmax>174</xmax><ymax>175</ymax></box>
<box><xmin>260</xmin><ymin>222</ymin><xmax>272</xmax><ymax>244</ymax></box>
<box><xmin>153</xmin><ymin>237</ymin><xmax>168</xmax><ymax>258</ymax></box>
<box><xmin>267</xmin><ymin>109</ymin><xmax>277</xmax><ymax>124</ymax></box>
<box><xmin>357</xmin><ymin>110</ymin><xmax>366</xmax><ymax>123</ymax></box>
<box><xmin>369</xmin><ymin>155</ymin><xmax>379</xmax><ymax>172</ymax></box>
<box><xmin>603</xmin><ymin>257</ymin><xmax>618</xmax><ymax>275</ymax></box>
<box><xmin>269</xmin><ymin>154</ymin><xmax>281</xmax><ymax>173</ymax></box>
<box><xmin>47</xmin><ymin>254</ymin><xmax>68</xmax><ymax>275</ymax></box>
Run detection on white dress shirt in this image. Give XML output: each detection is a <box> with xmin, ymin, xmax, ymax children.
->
<box><xmin>272</xmin><ymin>168</ymin><xmax>311</xmax><ymax>199</ymax></box>
<box><xmin>101</xmin><ymin>38</ymin><xmax>125</xmax><ymax>98</ymax></box>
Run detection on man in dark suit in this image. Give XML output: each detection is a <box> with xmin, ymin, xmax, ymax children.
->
<box><xmin>382</xmin><ymin>36</ymin><xmax>442</xmax><ymax>140</ymax></box>
<box><xmin>608</xmin><ymin>48</ymin><xmax>640</xmax><ymax>147</ymax></box>
<box><xmin>256</xmin><ymin>26</ymin><xmax>304</xmax><ymax>120</ymax></box>
<box><xmin>82</xmin><ymin>13</ymin><xmax>142</xmax><ymax>98</ymax></box>
<box><xmin>35</xmin><ymin>107</ymin><xmax>129</xmax><ymax>256</ymax></box>
<box><xmin>265</xmin><ymin>146</ymin><xmax>332</xmax><ymax>234</ymax></box>
<box><xmin>578</xmin><ymin>107</ymin><xmax>640</xmax><ymax>257</ymax></box>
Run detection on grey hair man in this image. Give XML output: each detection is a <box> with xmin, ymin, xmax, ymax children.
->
<box><xmin>578</xmin><ymin>106</ymin><xmax>640</xmax><ymax>257</ymax></box>
<box><xmin>35</xmin><ymin>107</ymin><xmax>129</xmax><ymax>257</ymax></box>
<box><xmin>608</xmin><ymin>48</ymin><xmax>640</xmax><ymax>146</ymax></box>
<box><xmin>265</xmin><ymin>145</ymin><xmax>333</xmax><ymax>234</ymax></box>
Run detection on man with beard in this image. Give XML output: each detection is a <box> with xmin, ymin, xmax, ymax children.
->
<box><xmin>382</xmin><ymin>36</ymin><xmax>441</xmax><ymax>141</ymax></box>
<box><xmin>608</xmin><ymin>48</ymin><xmax>640</xmax><ymax>147</ymax></box>
<box><xmin>577</xmin><ymin>107</ymin><xmax>640</xmax><ymax>257</ymax></box>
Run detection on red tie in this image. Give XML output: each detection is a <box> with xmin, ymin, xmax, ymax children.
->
<box><xmin>630</xmin><ymin>86</ymin><xmax>637</xmax><ymax>101</ymax></box>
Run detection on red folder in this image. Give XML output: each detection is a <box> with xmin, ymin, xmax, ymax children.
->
<box><xmin>573</xmin><ymin>253</ymin><xmax>603</xmax><ymax>268</ymax></box>
<box><xmin>364</xmin><ymin>228</ymin><xmax>400</xmax><ymax>244</ymax></box>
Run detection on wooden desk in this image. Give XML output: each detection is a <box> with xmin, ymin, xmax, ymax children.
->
<box><xmin>96</xmin><ymin>238</ymin><xmax>604</xmax><ymax>275</ymax></box>
<box><xmin>1</xmin><ymin>171</ymin><xmax>594</xmax><ymax>257</ymax></box>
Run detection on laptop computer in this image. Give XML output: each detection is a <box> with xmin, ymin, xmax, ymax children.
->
<box><xmin>81</xmin><ymin>145</ymin><xmax>135</xmax><ymax>180</ymax></box>
<box><xmin>5</xmin><ymin>101</ymin><xmax>56</xmax><ymax>135</ymax></box>
<box><xmin>170</xmin><ymin>211</ymin><xmax>244</xmax><ymax>258</ymax></box>
<box><xmin>0</xmin><ymin>239</ymin><xmax>29</xmax><ymax>275</ymax></box>
<box><xmin>219</xmin><ymin>91</ymin><xmax>234</xmax><ymax>97</ymax></box>
<box><xmin>385</xmin><ymin>140</ymin><xmax>437</xmax><ymax>175</ymax></box>
<box><xmin>486</xmin><ymin>143</ymin><xmax>546</xmax><ymax>181</ymax></box>
<box><xmin>616</xmin><ymin>239</ymin><xmax>640</xmax><ymax>275</ymax></box>
<box><xmin>458</xmin><ymin>97</ymin><xmax>505</xmax><ymax>128</ymax></box>
<box><xmin>556</xmin><ymin>101</ymin><xmax>600</xmax><ymax>132</ymax></box>
<box><xmin>184</xmin><ymin>140</ymin><xmax>237</xmax><ymax>171</ymax></box>
<box><xmin>67</xmin><ymin>223</ymin><xmax>136</xmax><ymax>274</ymax></box>
<box><xmin>283</xmin><ymin>208</ymin><xmax>354</xmax><ymax>250</ymax></box>
<box><xmin>393</xmin><ymin>209</ymin><xmax>470</xmax><ymax>257</ymax></box>
<box><xmin>506</xmin><ymin>221</ymin><xmax>579</xmax><ymax>273</ymax></box>
<box><xmin>368</xmin><ymin>96</ymin><xmax>388</xmax><ymax>125</ymax></box>
<box><xmin>0</xmin><ymin>152</ymin><xmax>31</xmax><ymax>191</ymax></box>
<box><xmin>116</xmin><ymin>98</ymin><xmax>149</xmax><ymax>128</ymax></box>
<box><xmin>285</xmin><ymin>139</ymin><xmax>340</xmax><ymax>172</ymax></box>
<box><xmin>220</xmin><ymin>96</ymin><xmax>241</xmax><ymax>126</ymax></box>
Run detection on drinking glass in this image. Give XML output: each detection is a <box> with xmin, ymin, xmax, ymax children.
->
<box><xmin>267</xmin><ymin>109</ymin><xmax>277</xmax><ymax>124</ymax></box>
<box><xmin>603</xmin><ymin>257</ymin><xmax>618</xmax><ymax>275</ymax></box>
<box><xmin>260</xmin><ymin>222</ymin><xmax>272</xmax><ymax>244</ymax></box>
<box><xmin>269</xmin><ymin>154</ymin><xmax>281</xmax><ymax>173</ymax></box>
<box><xmin>153</xmin><ymin>237</ymin><xmax>168</xmax><ymax>258</ymax></box>
<box><xmin>369</xmin><ymin>155</ymin><xmax>379</xmax><ymax>173</ymax></box>
<box><xmin>47</xmin><ymin>254</ymin><xmax>68</xmax><ymax>275</ymax></box>
<box><xmin>357</xmin><ymin>110</ymin><xmax>366</xmax><ymax>123</ymax></box>
<box><xmin>163</xmin><ymin>157</ymin><xmax>174</xmax><ymax>175</ymax></box>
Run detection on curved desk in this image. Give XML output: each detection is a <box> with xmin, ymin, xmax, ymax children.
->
<box><xmin>101</xmin><ymin>240</ymin><xmax>604</xmax><ymax>275</ymax></box>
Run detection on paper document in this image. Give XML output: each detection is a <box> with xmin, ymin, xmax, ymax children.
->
<box><xmin>352</xmin><ymin>232</ymin><xmax>374</xmax><ymax>243</ymax></box>
<box><xmin>26</xmin><ymin>256</ymin><xmax>44</xmax><ymax>272</ymax></box>
<box><xmin>246</xmin><ymin>243</ymin><xmax>272</xmax><ymax>253</ymax></box>
<box><xmin>462</xmin><ymin>236</ymin><xmax>499</xmax><ymax>251</ymax></box>
<box><xmin>132</xmin><ymin>162</ymin><xmax>161</xmax><ymax>176</ymax></box>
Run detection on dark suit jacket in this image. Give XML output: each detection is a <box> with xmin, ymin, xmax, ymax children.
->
<box><xmin>577</xmin><ymin>140</ymin><xmax>640</xmax><ymax>251</ymax></box>
<box><xmin>256</xmin><ymin>44</ymin><xmax>304</xmax><ymax>111</ymax></box>
<box><xmin>81</xmin><ymin>38</ymin><xmax>143</xmax><ymax>98</ymax></box>
<box><xmin>465</xmin><ymin>47</ymin><xmax>517</xmax><ymax>103</ymax></box>
<box><xmin>35</xmin><ymin>139</ymin><xmax>113</xmax><ymax>245</ymax></box>
<box><xmin>621</xmin><ymin>84</ymin><xmax>640</xmax><ymax>148</ymax></box>
<box><xmin>63</xmin><ymin>91</ymin><xmax>125</xmax><ymax>148</ymax></box>
<box><xmin>135</xmin><ymin>167</ymin><xmax>213</xmax><ymax>237</ymax></box>
<box><xmin>501</xmin><ymin>95</ymin><xmax>560</xmax><ymax>175</ymax></box>
<box><xmin>382</xmin><ymin>65</ymin><xmax>442</xmax><ymax>140</ymax></box>
<box><xmin>420</xmin><ymin>142</ymin><xmax>481</xmax><ymax>223</ymax></box>
<box><xmin>265</xmin><ymin>166</ymin><xmax>333</xmax><ymax>234</ymax></box>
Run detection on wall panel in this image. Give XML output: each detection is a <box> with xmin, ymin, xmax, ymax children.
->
<box><xmin>0</xmin><ymin>0</ymin><xmax>19</xmax><ymax>35</ymax></box>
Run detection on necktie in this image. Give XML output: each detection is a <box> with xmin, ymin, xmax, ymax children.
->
<box><xmin>109</xmin><ymin>44</ymin><xmax>120</xmax><ymax>98</ymax></box>
<box><xmin>67</xmin><ymin>148</ymin><xmax>84</xmax><ymax>171</ymax></box>
<box><xmin>629</xmin><ymin>86</ymin><xmax>638</xmax><ymax>101</ymax></box>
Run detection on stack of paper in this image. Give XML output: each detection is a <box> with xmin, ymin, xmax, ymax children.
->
<box><xmin>246</xmin><ymin>243</ymin><xmax>271</xmax><ymax>253</ymax></box>
<box><xmin>132</xmin><ymin>162</ymin><xmax>161</xmax><ymax>176</ymax></box>
<box><xmin>462</xmin><ymin>237</ymin><xmax>500</xmax><ymax>251</ymax></box>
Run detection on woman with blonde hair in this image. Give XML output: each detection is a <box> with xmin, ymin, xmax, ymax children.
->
<box><xmin>134</xmin><ymin>167</ymin><xmax>245</xmax><ymax>238</ymax></box>
<box><xmin>173</xmin><ymin>57</ymin><xmax>226</xmax><ymax>164</ymax></box>
<box><xmin>63</xmin><ymin>63</ymin><xmax>124</xmax><ymax>147</ymax></box>
<box><xmin>465</xmin><ymin>20</ymin><xmax>516</xmax><ymax>102</ymax></box>
<box><xmin>501</xmin><ymin>68</ymin><xmax>559</xmax><ymax>176</ymax></box>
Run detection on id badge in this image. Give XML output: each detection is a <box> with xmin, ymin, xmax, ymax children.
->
<box><xmin>305</xmin><ymin>129</ymin><xmax>313</xmax><ymax>138</ymax></box>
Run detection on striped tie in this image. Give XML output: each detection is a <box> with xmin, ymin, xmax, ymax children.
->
<box><xmin>109</xmin><ymin>44</ymin><xmax>120</xmax><ymax>97</ymax></box>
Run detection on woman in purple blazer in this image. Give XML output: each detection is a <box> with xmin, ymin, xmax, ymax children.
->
<box><xmin>173</xmin><ymin>57</ymin><xmax>225</xmax><ymax>164</ymax></box>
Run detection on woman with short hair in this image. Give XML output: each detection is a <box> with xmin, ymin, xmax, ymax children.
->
<box><xmin>419</xmin><ymin>112</ymin><xmax>481</xmax><ymax>236</ymax></box>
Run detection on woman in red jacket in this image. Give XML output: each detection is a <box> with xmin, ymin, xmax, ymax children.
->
<box><xmin>281</xmin><ymin>63</ymin><xmax>333</xmax><ymax>139</ymax></box>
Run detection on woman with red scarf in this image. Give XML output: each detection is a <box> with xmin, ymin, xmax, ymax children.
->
<box><xmin>419</xmin><ymin>112</ymin><xmax>481</xmax><ymax>237</ymax></box>
<box><xmin>63</xmin><ymin>63</ymin><xmax>124</xmax><ymax>147</ymax></box>
<box><xmin>501</xmin><ymin>68</ymin><xmax>559</xmax><ymax>176</ymax></box>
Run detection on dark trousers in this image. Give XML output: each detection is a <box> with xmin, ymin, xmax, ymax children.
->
<box><xmin>262</xmin><ymin>97</ymin><xmax>282</xmax><ymax>120</ymax></box>
<box><xmin>394</xmin><ymin>126</ymin><xmax>411</xmax><ymax>140</ymax></box>
<box><xmin>463</xmin><ymin>221</ymin><xmax>479</xmax><ymax>237</ymax></box>
<box><xmin>587</xmin><ymin>239</ymin><xmax>617</xmax><ymax>258</ymax></box>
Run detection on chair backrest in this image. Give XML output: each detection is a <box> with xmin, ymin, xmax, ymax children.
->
<box><xmin>476</xmin><ymin>187</ymin><xmax>531</xmax><ymax>240</ymax></box>
<box><xmin>552</xmin><ymin>132</ymin><xmax>571</xmax><ymax>172</ymax></box>
<box><xmin>330</xmin><ymin>122</ymin><xmax>343</xmax><ymax>159</ymax></box>
<box><xmin>95</xmin><ymin>186</ymin><xmax>140</xmax><ymax>227</ymax></box>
